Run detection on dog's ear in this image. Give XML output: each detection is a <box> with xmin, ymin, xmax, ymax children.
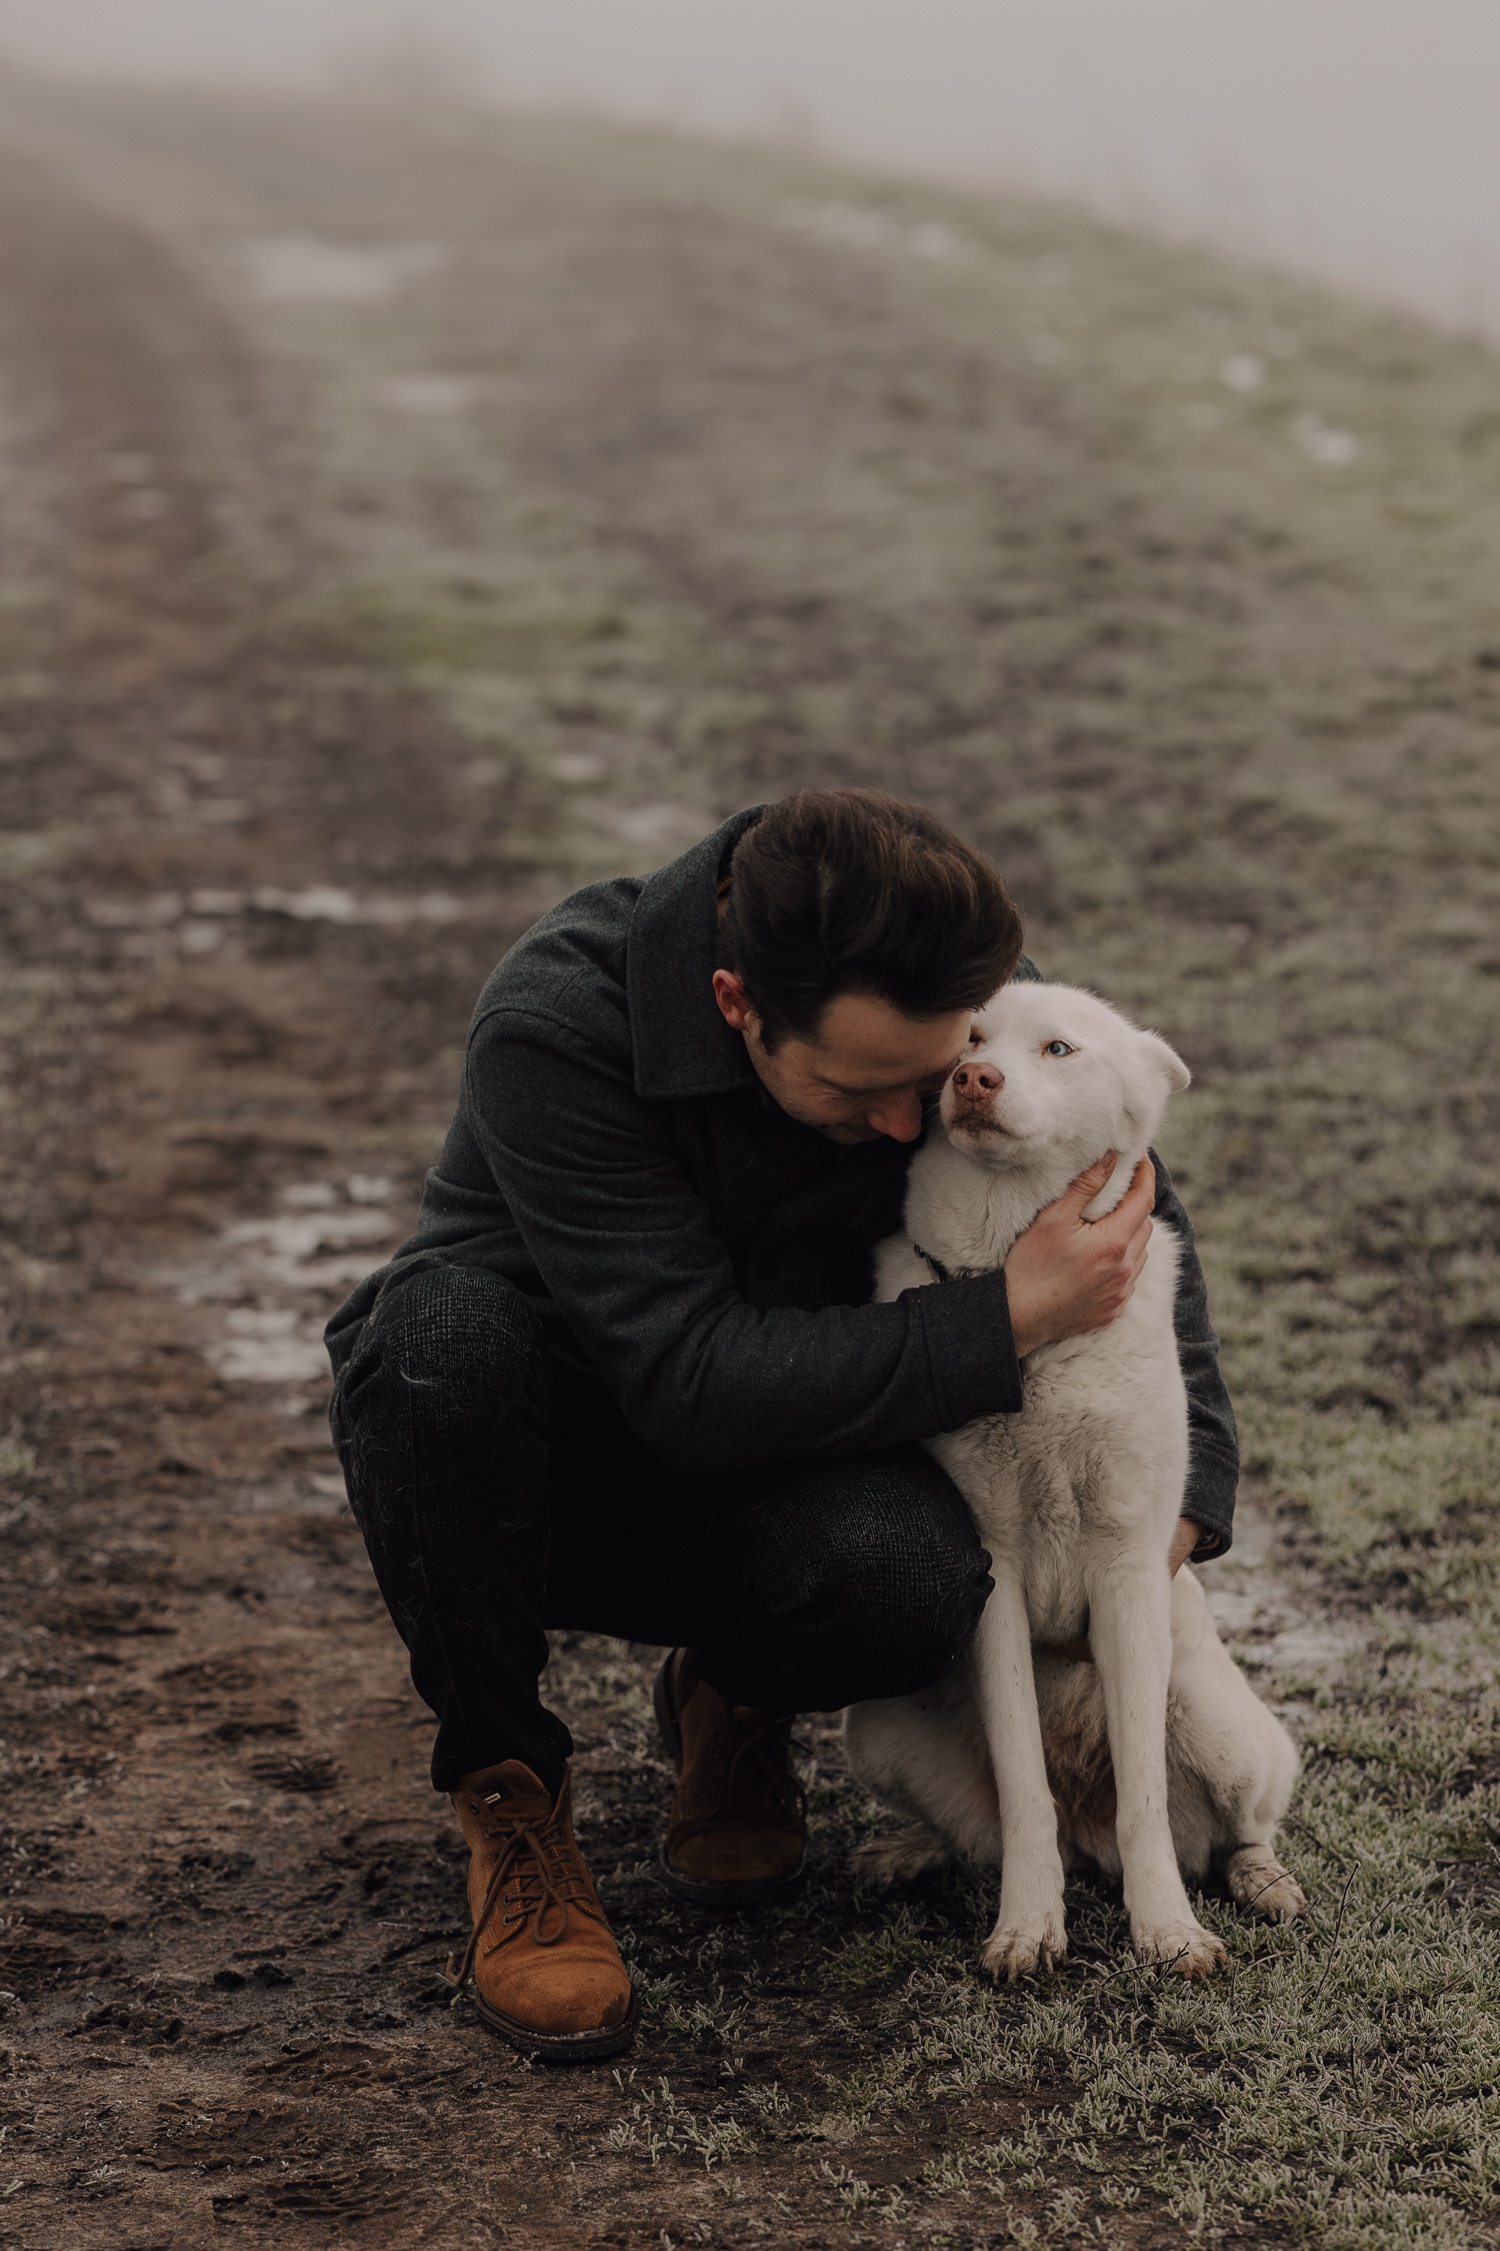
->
<box><xmin>1138</xmin><ymin>1030</ymin><xmax>1191</xmax><ymax>1095</ymax></box>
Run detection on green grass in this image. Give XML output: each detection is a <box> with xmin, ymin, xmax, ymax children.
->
<box><xmin>545</xmin><ymin>1632</ymin><xmax>1500</xmax><ymax>2244</ymax></box>
<box><xmin>874</xmin><ymin>1671</ymin><xmax>1500</xmax><ymax>2248</ymax></box>
<box><xmin>287</xmin><ymin>109</ymin><xmax>1500</xmax><ymax>2243</ymax></box>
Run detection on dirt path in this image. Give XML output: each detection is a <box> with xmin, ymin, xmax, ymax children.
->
<box><xmin>0</xmin><ymin>134</ymin><xmax>540</xmax><ymax>2248</ymax></box>
<box><xmin>0</xmin><ymin>95</ymin><xmax>1036</xmax><ymax>2251</ymax></box>
<box><xmin>2</xmin><ymin>74</ymin><xmax>1498</xmax><ymax>2251</ymax></box>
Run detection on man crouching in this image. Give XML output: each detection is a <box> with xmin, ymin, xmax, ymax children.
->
<box><xmin>325</xmin><ymin>789</ymin><xmax>1238</xmax><ymax>2060</ymax></box>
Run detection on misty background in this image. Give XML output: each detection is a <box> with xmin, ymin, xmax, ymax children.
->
<box><xmin>0</xmin><ymin>0</ymin><xmax>1495</xmax><ymax>342</ymax></box>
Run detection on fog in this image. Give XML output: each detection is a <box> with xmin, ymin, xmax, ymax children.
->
<box><xmin>1</xmin><ymin>0</ymin><xmax>1497</xmax><ymax>340</ymax></box>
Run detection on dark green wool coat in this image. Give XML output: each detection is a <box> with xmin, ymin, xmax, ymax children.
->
<box><xmin>328</xmin><ymin>810</ymin><xmax>1239</xmax><ymax>1555</ymax></box>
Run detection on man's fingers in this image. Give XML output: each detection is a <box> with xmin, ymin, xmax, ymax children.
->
<box><xmin>1107</xmin><ymin>1157</ymin><xmax>1156</xmax><ymax>1230</ymax></box>
<box><xmin>1060</xmin><ymin>1151</ymin><xmax>1118</xmax><ymax>1212</ymax></box>
<box><xmin>1084</xmin><ymin>1154</ymin><xmax>1155</xmax><ymax>1239</ymax></box>
<box><xmin>1122</xmin><ymin>1155</ymin><xmax>1157</xmax><ymax>1213</ymax></box>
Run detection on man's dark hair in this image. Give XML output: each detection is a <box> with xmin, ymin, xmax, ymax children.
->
<box><xmin>721</xmin><ymin>789</ymin><xmax>1023</xmax><ymax>1051</ymax></box>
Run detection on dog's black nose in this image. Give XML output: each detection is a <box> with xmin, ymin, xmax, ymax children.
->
<box><xmin>952</xmin><ymin>1061</ymin><xmax>1002</xmax><ymax>1096</ymax></box>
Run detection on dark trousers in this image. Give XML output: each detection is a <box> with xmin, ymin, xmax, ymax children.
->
<box><xmin>330</xmin><ymin>1264</ymin><xmax>993</xmax><ymax>1796</ymax></box>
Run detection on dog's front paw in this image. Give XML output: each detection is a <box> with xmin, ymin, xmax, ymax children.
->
<box><xmin>1133</xmin><ymin>1920</ymin><xmax>1227</xmax><ymax>1979</ymax></box>
<box><xmin>1224</xmin><ymin>1847</ymin><xmax>1308</xmax><ymax>1923</ymax></box>
<box><xmin>980</xmin><ymin>1913</ymin><xmax>1068</xmax><ymax>1981</ymax></box>
<box><xmin>854</xmin><ymin>1824</ymin><xmax>949</xmax><ymax>1888</ymax></box>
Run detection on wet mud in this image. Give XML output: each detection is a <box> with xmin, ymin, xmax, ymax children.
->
<box><xmin>2</xmin><ymin>72</ymin><xmax>1497</xmax><ymax>2251</ymax></box>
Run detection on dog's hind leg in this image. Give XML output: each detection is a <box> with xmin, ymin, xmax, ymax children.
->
<box><xmin>1223</xmin><ymin>1842</ymin><xmax>1307</xmax><ymax>1922</ymax></box>
<box><xmin>855</xmin><ymin>1821</ymin><xmax>952</xmax><ymax>1888</ymax></box>
<box><xmin>844</xmin><ymin>1674</ymin><xmax>997</xmax><ymax>1884</ymax></box>
<box><xmin>1166</xmin><ymin>1573</ymin><xmax>1307</xmax><ymax>1923</ymax></box>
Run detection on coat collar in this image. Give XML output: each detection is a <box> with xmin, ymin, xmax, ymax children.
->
<box><xmin>625</xmin><ymin>808</ymin><xmax>766</xmax><ymax>1100</ymax></box>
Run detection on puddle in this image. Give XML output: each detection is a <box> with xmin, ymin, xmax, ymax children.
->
<box><xmin>1204</xmin><ymin>1485</ymin><xmax>1367</xmax><ymax>1686</ymax></box>
<box><xmin>1293</xmin><ymin>413</ymin><xmax>1360</xmax><ymax>466</ymax></box>
<box><xmin>161</xmin><ymin>1177</ymin><xmax>404</xmax><ymax>1407</ymax></box>
<box><xmin>86</xmin><ymin>892</ymin><xmax>185</xmax><ymax>930</ymax></box>
<box><xmin>378</xmin><ymin>374</ymin><xmax>475</xmax><ymax>415</ymax></box>
<box><xmin>1220</xmin><ymin>352</ymin><xmax>1266</xmax><ymax>392</ymax></box>
<box><xmin>239</xmin><ymin>236</ymin><xmax>448</xmax><ymax>304</ymax></box>
<box><xmin>215</xmin><ymin>1306</ymin><xmax>331</xmax><ymax>1385</ymax></box>
<box><xmin>1244</xmin><ymin>1620</ymin><xmax>1366</xmax><ymax>1675</ymax></box>
<box><xmin>84</xmin><ymin>886</ymin><xmax>467</xmax><ymax>945</ymax></box>
<box><xmin>249</xmin><ymin>886</ymin><xmax>465</xmax><ymax>926</ymax></box>
<box><xmin>177</xmin><ymin>921</ymin><xmax>225</xmax><ymax>955</ymax></box>
<box><xmin>550</xmin><ymin>750</ymin><xmax>610</xmax><ymax>786</ymax></box>
<box><xmin>1208</xmin><ymin>1583</ymin><xmax>1364</xmax><ymax>1676</ymax></box>
<box><xmin>216</xmin><ymin>1205</ymin><xmax>397</xmax><ymax>1292</ymax></box>
<box><xmin>786</xmin><ymin>201</ymin><xmax>961</xmax><ymax>264</ymax></box>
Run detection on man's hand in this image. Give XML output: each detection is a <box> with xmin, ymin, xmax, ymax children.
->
<box><xmin>1167</xmin><ymin>1515</ymin><xmax>1199</xmax><ymax>1575</ymax></box>
<box><xmin>1004</xmin><ymin>1153</ymin><xmax>1156</xmax><ymax>1360</ymax></box>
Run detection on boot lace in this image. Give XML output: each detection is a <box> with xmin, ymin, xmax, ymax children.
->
<box><xmin>446</xmin><ymin>1803</ymin><xmax>599</xmax><ymax>1988</ymax></box>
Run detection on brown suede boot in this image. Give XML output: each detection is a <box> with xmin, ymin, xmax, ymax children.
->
<box><xmin>654</xmin><ymin>1649</ymin><xmax>807</xmax><ymax>1906</ymax></box>
<box><xmin>447</xmin><ymin>1759</ymin><xmax>635</xmax><ymax>2060</ymax></box>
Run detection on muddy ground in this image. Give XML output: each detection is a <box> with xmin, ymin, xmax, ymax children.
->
<box><xmin>1</xmin><ymin>71</ymin><xmax>1498</xmax><ymax>2251</ymax></box>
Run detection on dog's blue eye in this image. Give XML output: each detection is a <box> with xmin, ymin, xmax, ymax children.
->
<box><xmin>1044</xmin><ymin>1040</ymin><xmax>1074</xmax><ymax>1057</ymax></box>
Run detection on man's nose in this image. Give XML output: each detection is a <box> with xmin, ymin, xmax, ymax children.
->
<box><xmin>951</xmin><ymin>1060</ymin><xmax>1003</xmax><ymax>1096</ymax></box>
<box><xmin>868</xmin><ymin>1089</ymin><xmax>926</xmax><ymax>1142</ymax></box>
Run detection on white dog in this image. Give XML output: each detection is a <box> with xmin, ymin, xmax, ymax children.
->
<box><xmin>844</xmin><ymin>982</ymin><xmax>1306</xmax><ymax>1979</ymax></box>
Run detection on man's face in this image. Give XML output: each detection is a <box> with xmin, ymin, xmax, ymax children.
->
<box><xmin>711</xmin><ymin>972</ymin><xmax>972</xmax><ymax>1144</ymax></box>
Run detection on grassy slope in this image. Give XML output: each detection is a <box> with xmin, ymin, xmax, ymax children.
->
<box><xmin>47</xmin><ymin>87</ymin><xmax>1499</xmax><ymax>2246</ymax></box>
<box><xmin>303</xmin><ymin>109</ymin><xmax>1500</xmax><ymax>1605</ymax></box>
<box><xmin>342</xmin><ymin>124</ymin><xmax>1500</xmax><ymax>2247</ymax></box>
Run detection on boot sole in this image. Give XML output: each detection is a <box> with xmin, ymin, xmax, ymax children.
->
<box><xmin>652</xmin><ymin>1655</ymin><xmax>809</xmax><ymax>1910</ymax></box>
<box><xmin>656</xmin><ymin>1849</ymin><xmax>807</xmax><ymax>1909</ymax></box>
<box><xmin>471</xmin><ymin>1989</ymin><xmax>638</xmax><ymax>2064</ymax></box>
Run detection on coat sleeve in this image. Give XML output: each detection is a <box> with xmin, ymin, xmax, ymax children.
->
<box><xmin>467</xmin><ymin>1007</ymin><xmax>1024</xmax><ymax>1474</ymax></box>
<box><xmin>1151</xmin><ymin>1154</ymin><xmax>1240</xmax><ymax>1559</ymax></box>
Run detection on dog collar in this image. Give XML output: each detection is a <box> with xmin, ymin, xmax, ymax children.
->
<box><xmin>912</xmin><ymin>1241</ymin><xmax>980</xmax><ymax>1285</ymax></box>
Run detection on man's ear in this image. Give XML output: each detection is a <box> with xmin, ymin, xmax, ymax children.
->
<box><xmin>1139</xmin><ymin>1030</ymin><xmax>1191</xmax><ymax>1095</ymax></box>
<box><xmin>712</xmin><ymin>969</ymin><xmax>754</xmax><ymax>1034</ymax></box>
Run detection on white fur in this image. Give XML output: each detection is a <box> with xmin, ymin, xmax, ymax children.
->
<box><xmin>844</xmin><ymin>982</ymin><xmax>1305</xmax><ymax>1979</ymax></box>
